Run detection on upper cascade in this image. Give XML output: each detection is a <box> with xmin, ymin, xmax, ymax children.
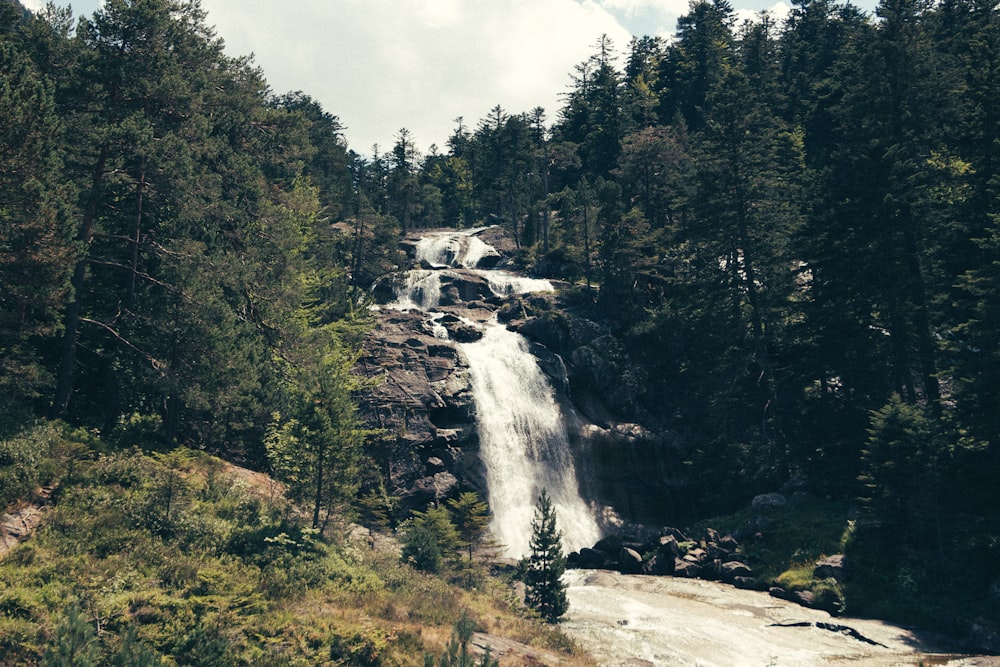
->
<box><xmin>391</xmin><ymin>228</ymin><xmax>553</xmax><ymax>310</ymax></box>
<box><xmin>414</xmin><ymin>227</ymin><xmax>501</xmax><ymax>269</ymax></box>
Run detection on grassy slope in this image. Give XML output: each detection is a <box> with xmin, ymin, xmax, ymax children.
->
<box><xmin>0</xmin><ymin>423</ymin><xmax>592</xmax><ymax>666</ymax></box>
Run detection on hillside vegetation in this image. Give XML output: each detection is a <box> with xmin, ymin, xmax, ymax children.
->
<box><xmin>0</xmin><ymin>422</ymin><xmax>590</xmax><ymax>665</ymax></box>
<box><xmin>1</xmin><ymin>0</ymin><xmax>999</xmax><ymax>652</ymax></box>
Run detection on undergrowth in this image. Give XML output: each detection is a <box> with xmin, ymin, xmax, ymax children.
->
<box><xmin>0</xmin><ymin>421</ymin><xmax>593</xmax><ymax>666</ymax></box>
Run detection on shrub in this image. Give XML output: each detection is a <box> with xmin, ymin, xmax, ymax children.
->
<box><xmin>0</xmin><ymin>421</ymin><xmax>61</xmax><ymax>509</ymax></box>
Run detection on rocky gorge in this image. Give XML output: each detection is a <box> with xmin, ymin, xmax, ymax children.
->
<box><xmin>356</xmin><ymin>226</ymin><xmax>686</xmax><ymax>535</ymax></box>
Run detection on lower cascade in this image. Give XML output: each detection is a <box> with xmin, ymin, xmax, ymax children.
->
<box><xmin>462</xmin><ymin>321</ymin><xmax>600</xmax><ymax>559</ymax></box>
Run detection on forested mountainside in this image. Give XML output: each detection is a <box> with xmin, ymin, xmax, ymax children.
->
<box><xmin>1</xmin><ymin>0</ymin><xmax>999</xmax><ymax>658</ymax></box>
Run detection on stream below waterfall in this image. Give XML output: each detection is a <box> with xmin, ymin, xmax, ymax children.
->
<box><xmin>561</xmin><ymin>569</ymin><xmax>991</xmax><ymax>666</ymax></box>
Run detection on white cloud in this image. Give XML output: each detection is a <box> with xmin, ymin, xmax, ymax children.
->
<box><xmin>598</xmin><ymin>0</ymin><xmax>690</xmax><ymax>18</ymax></box>
<box><xmin>200</xmin><ymin>0</ymin><xmax>632</xmax><ymax>155</ymax></box>
<box><xmin>733</xmin><ymin>1</ymin><xmax>792</xmax><ymax>29</ymax></box>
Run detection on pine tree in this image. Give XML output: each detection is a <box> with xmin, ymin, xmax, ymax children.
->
<box><xmin>522</xmin><ymin>489</ymin><xmax>569</xmax><ymax>623</ymax></box>
<box><xmin>447</xmin><ymin>491</ymin><xmax>491</xmax><ymax>562</ymax></box>
<box><xmin>41</xmin><ymin>604</ymin><xmax>101</xmax><ymax>667</ymax></box>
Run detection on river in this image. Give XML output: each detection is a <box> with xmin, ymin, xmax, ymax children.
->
<box><xmin>561</xmin><ymin>569</ymin><xmax>991</xmax><ymax>666</ymax></box>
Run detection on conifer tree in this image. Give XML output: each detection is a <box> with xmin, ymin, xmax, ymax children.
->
<box><xmin>522</xmin><ymin>489</ymin><xmax>569</xmax><ymax>623</ymax></box>
<box><xmin>447</xmin><ymin>491</ymin><xmax>491</xmax><ymax>562</ymax></box>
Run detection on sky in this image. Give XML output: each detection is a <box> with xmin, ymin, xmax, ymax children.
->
<box><xmin>24</xmin><ymin>0</ymin><xmax>874</xmax><ymax>156</ymax></box>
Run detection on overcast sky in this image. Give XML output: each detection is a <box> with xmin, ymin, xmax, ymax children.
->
<box><xmin>26</xmin><ymin>0</ymin><xmax>873</xmax><ymax>156</ymax></box>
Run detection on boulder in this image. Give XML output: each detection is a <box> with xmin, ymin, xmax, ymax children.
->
<box><xmin>517</xmin><ymin>315</ymin><xmax>567</xmax><ymax>351</ymax></box>
<box><xmin>619</xmin><ymin>548</ymin><xmax>644</xmax><ymax>575</ymax></box>
<box><xmin>791</xmin><ymin>590</ymin><xmax>816</xmax><ymax>608</ymax></box>
<box><xmin>701</xmin><ymin>559</ymin><xmax>722</xmax><ymax>581</ymax></box>
<box><xmin>674</xmin><ymin>559</ymin><xmax>701</xmax><ymax>578</ymax></box>
<box><xmin>813</xmin><ymin>554</ymin><xmax>848</xmax><ymax>582</ymax></box>
<box><xmin>683</xmin><ymin>547</ymin><xmax>707</xmax><ymax>564</ymax></box>
<box><xmin>645</xmin><ymin>552</ymin><xmax>675</xmax><ymax>576</ymax></box>
<box><xmin>593</xmin><ymin>535</ymin><xmax>624</xmax><ymax>555</ymax></box>
<box><xmin>733</xmin><ymin>576</ymin><xmax>757</xmax><ymax>590</ymax></box>
<box><xmin>436</xmin><ymin>270</ymin><xmax>493</xmax><ymax>306</ymax></box>
<box><xmin>718</xmin><ymin>534</ymin><xmax>740</xmax><ymax>553</ymax></box>
<box><xmin>751</xmin><ymin>493</ymin><xmax>788</xmax><ymax>510</ymax></box>
<box><xmin>409</xmin><ymin>472</ymin><xmax>459</xmax><ymax>503</ymax></box>
<box><xmin>721</xmin><ymin>561</ymin><xmax>753</xmax><ymax>581</ymax></box>
<box><xmin>577</xmin><ymin>547</ymin><xmax>609</xmax><ymax>569</ymax></box>
<box><xmin>441</xmin><ymin>320</ymin><xmax>483</xmax><ymax>343</ymax></box>
<box><xmin>657</xmin><ymin>535</ymin><xmax>681</xmax><ymax>559</ymax></box>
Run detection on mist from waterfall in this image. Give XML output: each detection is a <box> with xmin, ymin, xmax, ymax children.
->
<box><xmin>463</xmin><ymin>323</ymin><xmax>600</xmax><ymax>558</ymax></box>
<box><xmin>391</xmin><ymin>227</ymin><xmax>600</xmax><ymax>558</ymax></box>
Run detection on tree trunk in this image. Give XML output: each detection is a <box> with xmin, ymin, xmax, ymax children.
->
<box><xmin>53</xmin><ymin>145</ymin><xmax>109</xmax><ymax>417</ymax></box>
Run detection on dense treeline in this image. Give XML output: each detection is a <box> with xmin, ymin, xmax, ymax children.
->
<box><xmin>2</xmin><ymin>0</ymin><xmax>999</xmax><ymax>630</ymax></box>
<box><xmin>0</xmin><ymin>0</ymin><xmax>397</xmax><ymax>529</ymax></box>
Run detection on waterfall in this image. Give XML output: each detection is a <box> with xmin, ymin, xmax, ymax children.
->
<box><xmin>463</xmin><ymin>322</ymin><xmax>600</xmax><ymax>558</ymax></box>
<box><xmin>389</xmin><ymin>227</ymin><xmax>600</xmax><ymax>558</ymax></box>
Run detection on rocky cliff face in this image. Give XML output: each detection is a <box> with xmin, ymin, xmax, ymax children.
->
<box><xmin>357</xmin><ymin>228</ymin><xmax>689</xmax><ymax>527</ymax></box>
<box><xmin>511</xmin><ymin>302</ymin><xmax>692</xmax><ymax>526</ymax></box>
<box><xmin>357</xmin><ymin>302</ymin><xmax>483</xmax><ymax>511</ymax></box>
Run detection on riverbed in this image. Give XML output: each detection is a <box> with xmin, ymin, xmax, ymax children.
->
<box><xmin>561</xmin><ymin>569</ymin><xmax>994</xmax><ymax>666</ymax></box>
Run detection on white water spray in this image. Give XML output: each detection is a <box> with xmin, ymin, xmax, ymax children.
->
<box><xmin>463</xmin><ymin>323</ymin><xmax>600</xmax><ymax>558</ymax></box>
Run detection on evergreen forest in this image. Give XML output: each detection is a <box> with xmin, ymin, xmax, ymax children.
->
<box><xmin>1</xmin><ymin>0</ymin><xmax>999</xmax><ymax>661</ymax></box>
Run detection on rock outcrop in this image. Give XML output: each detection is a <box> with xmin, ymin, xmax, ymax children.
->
<box><xmin>356</xmin><ymin>308</ymin><xmax>484</xmax><ymax>510</ymax></box>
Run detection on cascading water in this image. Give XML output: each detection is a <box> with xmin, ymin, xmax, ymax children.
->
<box><xmin>390</xmin><ymin>228</ymin><xmax>600</xmax><ymax>558</ymax></box>
<box><xmin>463</xmin><ymin>323</ymin><xmax>600</xmax><ymax>558</ymax></box>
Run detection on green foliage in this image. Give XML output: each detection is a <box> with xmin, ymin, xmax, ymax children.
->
<box><xmin>41</xmin><ymin>604</ymin><xmax>101</xmax><ymax>667</ymax></box>
<box><xmin>858</xmin><ymin>395</ymin><xmax>943</xmax><ymax>547</ymax></box>
<box><xmin>447</xmin><ymin>492</ymin><xmax>491</xmax><ymax>562</ymax></box>
<box><xmin>402</xmin><ymin>505</ymin><xmax>462</xmax><ymax>573</ymax></box>
<box><xmin>265</xmin><ymin>341</ymin><xmax>369</xmax><ymax>529</ymax></box>
<box><xmin>522</xmin><ymin>490</ymin><xmax>569</xmax><ymax>623</ymax></box>
<box><xmin>431</xmin><ymin>610</ymin><xmax>499</xmax><ymax>667</ymax></box>
<box><xmin>0</xmin><ymin>421</ymin><xmax>62</xmax><ymax>509</ymax></box>
<box><xmin>0</xmin><ymin>433</ymin><xmax>588</xmax><ymax>666</ymax></box>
